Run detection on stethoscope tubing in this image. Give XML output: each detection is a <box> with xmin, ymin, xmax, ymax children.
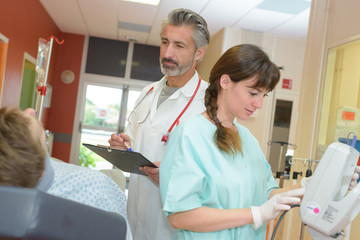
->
<box><xmin>127</xmin><ymin>86</ymin><xmax>154</xmax><ymax>123</ymax></box>
<box><xmin>127</xmin><ymin>75</ymin><xmax>201</xmax><ymax>143</ymax></box>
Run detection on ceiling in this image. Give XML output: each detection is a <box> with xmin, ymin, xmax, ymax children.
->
<box><xmin>40</xmin><ymin>0</ymin><xmax>312</xmax><ymax>46</ymax></box>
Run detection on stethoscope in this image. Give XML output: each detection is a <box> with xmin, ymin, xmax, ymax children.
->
<box><xmin>127</xmin><ymin>86</ymin><xmax>154</xmax><ymax>124</ymax></box>
<box><xmin>128</xmin><ymin>75</ymin><xmax>201</xmax><ymax>143</ymax></box>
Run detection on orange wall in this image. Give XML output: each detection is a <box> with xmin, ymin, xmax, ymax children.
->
<box><xmin>47</xmin><ymin>32</ymin><xmax>84</xmax><ymax>162</ymax></box>
<box><xmin>0</xmin><ymin>42</ymin><xmax>8</xmax><ymax>100</ymax></box>
<box><xmin>0</xmin><ymin>0</ymin><xmax>84</xmax><ymax>162</ymax></box>
<box><xmin>0</xmin><ymin>0</ymin><xmax>59</xmax><ymax>108</ymax></box>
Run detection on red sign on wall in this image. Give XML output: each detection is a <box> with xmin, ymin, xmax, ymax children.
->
<box><xmin>282</xmin><ymin>78</ymin><xmax>292</xmax><ymax>89</ymax></box>
<box><xmin>342</xmin><ymin>111</ymin><xmax>355</xmax><ymax>121</ymax></box>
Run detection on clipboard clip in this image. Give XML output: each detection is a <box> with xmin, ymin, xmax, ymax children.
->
<box><xmin>97</xmin><ymin>144</ymin><xmax>112</xmax><ymax>152</ymax></box>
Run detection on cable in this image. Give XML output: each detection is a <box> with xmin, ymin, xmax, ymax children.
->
<box><xmin>270</xmin><ymin>204</ymin><xmax>300</xmax><ymax>240</ymax></box>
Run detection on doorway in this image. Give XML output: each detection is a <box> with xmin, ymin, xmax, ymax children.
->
<box><xmin>268</xmin><ymin>100</ymin><xmax>293</xmax><ymax>175</ymax></box>
<box><xmin>77</xmin><ymin>83</ymin><xmax>142</xmax><ymax>170</ymax></box>
<box><xmin>268</xmin><ymin>93</ymin><xmax>299</xmax><ymax>178</ymax></box>
<box><xmin>70</xmin><ymin>36</ymin><xmax>153</xmax><ymax>168</ymax></box>
<box><xmin>19</xmin><ymin>58</ymin><xmax>37</xmax><ymax>110</ymax></box>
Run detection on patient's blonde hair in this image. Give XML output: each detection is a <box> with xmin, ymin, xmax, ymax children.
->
<box><xmin>0</xmin><ymin>108</ymin><xmax>46</xmax><ymax>188</ymax></box>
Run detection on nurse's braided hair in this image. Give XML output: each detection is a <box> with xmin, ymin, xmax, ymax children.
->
<box><xmin>161</xmin><ymin>8</ymin><xmax>210</xmax><ymax>63</ymax></box>
<box><xmin>205</xmin><ymin>44</ymin><xmax>280</xmax><ymax>155</ymax></box>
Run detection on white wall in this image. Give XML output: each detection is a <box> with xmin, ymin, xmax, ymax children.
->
<box><xmin>197</xmin><ymin>28</ymin><xmax>226</xmax><ymax>82</ymax></box>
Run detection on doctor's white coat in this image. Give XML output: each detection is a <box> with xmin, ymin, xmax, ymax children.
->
<box><xmin>126</xmin><ymin>72</ymin><xmax>208</xmax><ymax>240</ymax></box>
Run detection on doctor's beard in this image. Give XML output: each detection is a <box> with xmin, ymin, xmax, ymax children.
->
<box><xmin>160</xmin><ymin>53</ymin><xmax>195</xmax><ymax>77</ymax></box>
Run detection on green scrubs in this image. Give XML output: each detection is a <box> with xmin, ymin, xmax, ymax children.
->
<box><xmin>160</xmin><ymin>114</ymin><xmax>278</xmax><ymax>240</ymax></box>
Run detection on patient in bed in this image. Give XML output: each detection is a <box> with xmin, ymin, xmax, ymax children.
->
<box><xmin>0</xmin><ymin>107</ymin><xmax>132</xmax><ymax>240</ymax></box>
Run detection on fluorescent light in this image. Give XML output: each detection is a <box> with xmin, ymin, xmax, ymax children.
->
<box><xmin>123</xmin><ymin>0</ymin><xmax>160</xmax><ymax>6</ymax></box>
<box><xmin>118</xmin><ymin>21</ymin><xmax>151</xmax><ymax>33</ymax></box>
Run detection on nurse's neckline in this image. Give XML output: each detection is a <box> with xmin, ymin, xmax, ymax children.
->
<box><xmin>202</xmin><ymin>113</ymin><xmax>237</xmax><ymax>131</ymax></box>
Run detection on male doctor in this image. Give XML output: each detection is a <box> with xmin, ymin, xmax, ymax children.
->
<box><xmin>108</xmin><ymin>8</ymin><xmax>210</xmax><ymax>240</ymax></box>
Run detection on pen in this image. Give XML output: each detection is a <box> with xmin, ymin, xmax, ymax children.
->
<box><xmin>124</xmin><ymin>142</ymin><xmax>134</xmax><ymax>152</ymax></box>
<box><xmin>117</xmin><ymin>133</ymin><xmax>134</xmax><ymax>152</ymax></box>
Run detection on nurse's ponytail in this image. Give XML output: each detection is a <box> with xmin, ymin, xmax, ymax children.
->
<box><xmin>204</xmin><ymin>79</ymin><xmax>242</xmax><ymax>156</ymax></box>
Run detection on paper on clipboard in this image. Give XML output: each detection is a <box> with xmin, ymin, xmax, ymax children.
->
<box><xmin>82</xmin><ymin>143</ymin><xmax>157</xmax><ymax>176</ymax></box>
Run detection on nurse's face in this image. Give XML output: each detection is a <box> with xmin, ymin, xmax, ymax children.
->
<box><xmin>221</xmin><ymin>75</ymin><xmax>269</xmax><ymax>120</ymax></box>
<box><xmin>159</xmin><ymin>24</ymin><xmax>198</xmax><ymax>77</ymax></box>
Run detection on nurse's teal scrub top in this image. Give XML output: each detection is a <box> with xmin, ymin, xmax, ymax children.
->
<box><xmin>160</xmin><ymin>114</ymin><xmax>279</xmax><ymax>240</ymax></box>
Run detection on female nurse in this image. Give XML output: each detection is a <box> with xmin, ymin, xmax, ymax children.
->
<box><xmin>159</xmin><ymin>44</ymin><xmax>305</xmax><ymax>240</ymax></box>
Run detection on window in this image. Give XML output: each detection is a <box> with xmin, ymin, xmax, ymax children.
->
<box><xmin>131</xmin><ymin>43</ymin><xmax>163</xmax><ymax>81</ymax></box>
<box><xmin>85</xmin><ymin>36</ymin><xmax>128</xmax><ymax>78</ymax></box>
<box><xmin>316</xmin><ymin>38</ymin><xmax>360</xmax><ymax>159</ymax></box>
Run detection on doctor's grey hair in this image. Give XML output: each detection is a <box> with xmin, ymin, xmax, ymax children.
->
<box><xmin>161</xmin><ymin>8</ymin><xmax>210</xmax><ymax>50</ymax></box>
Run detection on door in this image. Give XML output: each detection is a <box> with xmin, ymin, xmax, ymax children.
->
<box><xmin>77</xmin><ymin>83</ymin><xmax>141</xmax><ymax>170</ymax></box>
<box><xmin>268</xmin><ymin>100</ymin><xmax>294</xmax><ymax>176</ymax></box>
<box><xmin>267</xmin><ymin>93</ymin><xmax>299</xmax><ymax>178</ymax></box>
<box><xmin>19</xmin><ymin>59</ymin><xmax>37</xmax><ymax>110</ymax></box>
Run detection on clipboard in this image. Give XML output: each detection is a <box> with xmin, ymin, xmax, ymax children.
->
<box><xmin>83</xmin><ymin>143</ymin><xmax>157</xmax><ymax>176</ymax></box>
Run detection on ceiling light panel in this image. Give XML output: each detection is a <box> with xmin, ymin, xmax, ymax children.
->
<box><xmin>159</xmin><ymin>0</ymin><xmax>207</xmax><ymax>10</ymax></box>
<box><xmin>256</xmin><ymin>0</ymin><xmax>311</xmax><ymax>15</ymax></box>
<box><xmin>201</xmin><ymin>0</ymin><xmax>264</xmax><ymax>35</ymax></box>
<box><xmin>269</xmin><ymin>8</ymin><xmax>310</xmax><ymax>39</ymax></box>
<box><xmin>117</xmin><ymin>1</ymin><xmax>157</xmax><ymax>25</ymax></box>
<box><xmin>123</xmin><ymin>0</ymin><xmax>160</xmax><ymax>6</ymax></box>
<box><xmin>235</xmin><ymin>9</ymin><xmax>293</xmax><ymax>33</ymax></box>
<box><xmin>118</xmin><ymin>21</ymin><xmax>151</xmax><ymax>33</ymax></box>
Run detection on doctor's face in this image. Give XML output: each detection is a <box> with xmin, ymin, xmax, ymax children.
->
<box><xmin>160</xmin><ymin>24</ymin><xmax>197</xmax><ymax>77</ymax></box>
<box><xmin>224</xmin><ymin>76</ymin><xmax>269</xmax><ymax>120</ymax></box>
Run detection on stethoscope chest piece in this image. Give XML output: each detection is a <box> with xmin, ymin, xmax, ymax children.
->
<box><xmin>161</xmin><ymin>133</ymin><xmax>169</xmax><ymax>143</ymax></box>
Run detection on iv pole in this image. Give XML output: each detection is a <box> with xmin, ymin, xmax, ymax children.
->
<box><xmin>267</xmin><ymin>140</ymin><xmax>297</xmax><ymax>178</ymax></box>
<box><xmin>34</xmin><ymin>36</ymin><xmax>63</xmax><ymax>121</ymax></box>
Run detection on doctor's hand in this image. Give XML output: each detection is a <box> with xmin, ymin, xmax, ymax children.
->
<box><xmin>301</xmin><ymin>166</ymin><xmax>360</xmax><ymax>190</ymax></box>
<box><xmin>140</xmin><ymin>161</ymin><xmax>160</xmax><ymax>184</ymax></box>
<box><xmin>251</xmin><ymin>188</ymin><xmax>305</xmax><ymax>229</ymax></box>
<box><xmin>108</xmin><ymin>133</ymin><xmax>131</xmax><ymax>150</ymax></box>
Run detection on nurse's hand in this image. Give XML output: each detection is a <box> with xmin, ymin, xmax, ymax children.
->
<box><xmin>140</xmin><ymin>161</ymin><xmax>160</xmax><ymax>184</ymax></box>
<box><xmin>108</xmin><ymin>133</ymin><xmax>131</xmax><ymax>150</ymax></box>
<box><xmin>251</xmin><ymin>188</ymin><xmax>305</xmax><ymax>229</ymax></box>
<box><xmin>349</xmin><ymin>166</ymin><xmax>360</xmax><ymax>190</ymax></box>
<box><xmin>301</xmin><ymin>166</ymin><xmax>360</xmax><ymax>190</ymax></box>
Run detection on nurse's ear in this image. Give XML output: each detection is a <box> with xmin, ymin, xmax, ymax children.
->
<box><xmin>220</xmin><ymin>74</ymin><xmax>232</xmax><ymax>90</ymax></box>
